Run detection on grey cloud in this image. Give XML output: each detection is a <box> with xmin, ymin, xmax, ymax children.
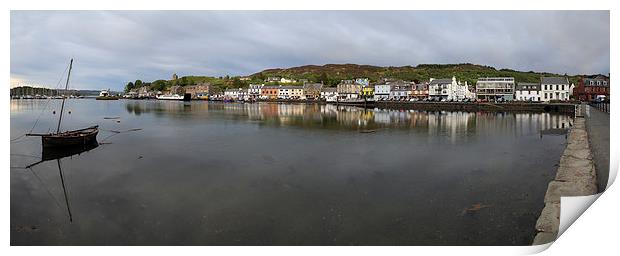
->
<box><xmin>10</xmin><ymin>11</ymin><xmax>610</xmax><ymax>90</ymax></box>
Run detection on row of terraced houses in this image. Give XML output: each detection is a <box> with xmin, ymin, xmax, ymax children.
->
<box><xmin>214</xmin><ymin>75</ymin><xmax>609</xmax><ymax>102</ymax></box>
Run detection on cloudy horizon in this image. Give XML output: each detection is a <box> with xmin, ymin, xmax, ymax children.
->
<box><xmin>10</xmin><ymin>10</ymin><xmax>610</xmax><ymax>90</ymax></box>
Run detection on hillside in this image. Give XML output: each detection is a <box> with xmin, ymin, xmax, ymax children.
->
<box><xmin>251</xmin><ymin>63</ymin><xmax>580</xmax><ymax>86</ymax></box>
<box><xmin>125</xmin><ymin>63</ymin><xmax>584</xmax><ymax>92</ymax></box>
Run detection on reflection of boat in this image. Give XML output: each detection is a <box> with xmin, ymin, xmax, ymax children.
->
<box><xmin>26</xmin><ymin>158</ymin><xmax>79</xmax><ymax>223</ymax></box>
<box><xmin>27</xmin><ymin>142</ymin><xmax>99</xmax><ymax>169</ymax></box>
<box><xmin>96</xmin><ymin>89</ymin><xmax>119</xmax><ymax>100</ymax></box>
<box><xmin>42</xmin><ymin>142</ymin><xmax>99</xmax><ymax>161</ymax></box>
<box><xmin>26</xmin><ymin>59</ymin><xmax>100</xmax><ymax>148</ymax></box>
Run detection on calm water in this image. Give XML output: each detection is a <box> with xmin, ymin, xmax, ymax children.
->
<box><xmin>10</xmin><ymin>99</ymin><xmax>571</xmax><ymax>245</ymax></box>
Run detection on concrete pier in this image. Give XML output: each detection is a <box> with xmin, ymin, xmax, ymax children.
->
<box><xmin>532</xmin><ymin>104</ymin><xmax>598</xmax><ymax>245</ymax></box>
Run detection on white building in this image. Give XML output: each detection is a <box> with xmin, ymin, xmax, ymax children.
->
<box><xmin>374</xmin><ymin>84</ymin><xmax>392</xmax><ymax>100</ymax></box>
<box><xmin>428</xmin><ymin>76</ymin><xmax>473</xmax><ymax>101</ymax></box>
<box><xmin>320</xmin><ymin>88</ymin><xmax>338</xmax><ymax>102</ymax></box>
<box><xmin>515</xmin><ymin>83</ymin><xmax>541</xmax><ymax>101</ymax></box>
<box><xmin>248</xmin><ymin>84</ymin><xmax>264</xmax><ymax>99</ymax></box>
<box><xmin>223</xmin><ymin>88</ymin><xmax>248</xmax><ymax>100</ymax></box>
<box><xmin>280</xmin><ymin>78</ymin><xmax>297</xmax><ymax>84</ymax></box>
<box><xmin>540</xmin><ymin>77</ymin><xmax>570</xmax><ymax>102</ymax></box>
<box><xmin>224</xmin><ymin>88</ymin><xmax>242</xmax><ymax>99</ymax></box>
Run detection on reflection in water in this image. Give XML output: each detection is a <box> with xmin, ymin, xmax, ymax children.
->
<box><xmin>11</xmin><ymin>99</ymin><xmax>573</xmax><ymax>245</ymax></box>
<box><xmin>122</xmin><ymin>101</ymin><xmax>573</xmax><ymax>143</ymax></box>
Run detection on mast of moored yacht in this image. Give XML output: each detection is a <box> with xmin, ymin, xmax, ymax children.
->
<box><xmin>56</xmin><ymin>59</ymin><xmax>73</xmax><ymax>133</ymax></box>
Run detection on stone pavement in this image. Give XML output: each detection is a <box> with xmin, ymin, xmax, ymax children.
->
<box><xmin>585</xmin><ymin>104</ymin><xmax>610</xmax><ymax>192</ymax></box>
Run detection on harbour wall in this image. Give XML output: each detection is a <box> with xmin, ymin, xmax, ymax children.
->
<box><xmin>531</xmin><ymin>104</ymin><xmax>598</xmax><ymax>245</ymax></box>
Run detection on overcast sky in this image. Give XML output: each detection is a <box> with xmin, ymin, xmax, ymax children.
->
<box><xmin>11</xmin><ymin>11</ymin><xmax>610</xmax><ymax>90</ymax></box>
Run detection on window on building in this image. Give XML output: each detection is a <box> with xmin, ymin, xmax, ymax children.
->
<box><xmin>562</xmin><ymin>84</ymin><xmax>565</xmax><ymax>91</ymax></box>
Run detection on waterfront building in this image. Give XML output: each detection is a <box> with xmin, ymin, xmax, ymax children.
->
<box><xmin>224</xmin><ymin>88</ymin><xmax>244</xmax><ymax>100</ymax></box>
<box><xmin>573</xmin><ymin>75</ymin><xmax>610</xmax><ymax>101</ymax></box>
<box><xmin>411</xmin><ymin>82</ymin><xmax>429</xmax><ymax>99</ymax></box>
<box><xmin>169</xmin><ymin>85</ymin><xmax>183</xmax><ymax>95</ymax></box>
<box><xmin>475</xmin><ymin>77</ymin><xmax>515</xmax><ymax>101</ymax></box>
<box><xmin>429</xmin><ymin>77</ymin><xmax>473</xmax><ymax>101</ymax></box>
<box><xmin>248</xmin><ymin>84</ymin><xmax>264</xmax><ymax>99</ymax></box>
<box><xmin>337</xmin><ymin>80</ymin><xmax>362</xmax><ymax>100</ymax></box>
<box><xmin>540</xmin><ymin>77</ymin><xmax>570</xmax><ymax>102</ymax></box>
<box><xmin>239</xmin><ymin>88</ymin><xmax>249</xmax><ymax>100</ymax></box>
<box><xmin>303</xmin><ymin>83</ymin><xmax>324</xmax><ymax>100</ymax></box>
<box><xmin>184</xmin><ymin>83</ymin><xmax>210</xmax><ymax>99</ymax></box>
<box><xmin>278</xmin><ymin>86</ymin><xmax>304</xmax><ymax>99</ymax></box>
<box><xmin>428</xmin><ymin>78</ymin><xmax>452</xmax><ymax>100</ymax></box>
<box><xmin>138</xmin><ymin>86</ymin><xmax>154</xmax><ymax>98</ymax></box>
<box><xmin>374</xmin><ymin>83</ymin><xmax>392</xmax><ymax>101</ymax></box>
<box><xmin>361</xmin><ymin>85</ymin><xmax>374</xmax><ymax>99</ymax></box>
<box><xmin>320</xmin><ymin>87</ymin><xmax>338</xmax><ymax>101</ymax></box>
<box><xmin>515</xmin><ymin>83</ymin><xmax>541</xmax><ymax>101</ymax></box>
<box><xmin>389</xmin><ymin>85</ymin><xmax>412</xmax><ymax>100</ymax></box>
<box><xmin>261</xmin><ymin>86</ymin><xmax>279</xmax><ymax>99</ymax></box>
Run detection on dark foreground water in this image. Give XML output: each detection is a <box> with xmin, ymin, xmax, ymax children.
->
<box><xmin>10</xmin><ymin>99</ymin><xmax>572</xmax><ymax>245</ymax></box>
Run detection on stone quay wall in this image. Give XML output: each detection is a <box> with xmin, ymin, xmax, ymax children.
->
<box><xmin>532</xmin><ymin>105</ymin><xmax>598</xmax><ymax>245</ymax></box>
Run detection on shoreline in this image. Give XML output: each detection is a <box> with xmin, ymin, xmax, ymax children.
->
<box><xmin>214</xmin><ymin>99</ymin><xmax>578</xmax><ymax>115</ymax></box>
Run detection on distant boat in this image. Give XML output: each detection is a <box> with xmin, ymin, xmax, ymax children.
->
<box><xmin>96</xmin><ymin>89</ymin><xmax>119</xmax><ymax>100</ymax></box>
<box><xmin>26</xmin><ymin>59</ymin><xmax>99</xmax><ymax>148</ymax></box>
<box><xmin>157</xmin><ymin>93</ymin><xmax>191</xmax><ymax>101</ymax></box>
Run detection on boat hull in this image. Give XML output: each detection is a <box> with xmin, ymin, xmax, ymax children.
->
<box><xmin>96</xmin><ymin>96</ymin><xmax>119</xmax><ymax>100</ymax></box>
<box><xmin>33</xmin><ymin>126</ymin><xmax>99</xmax><ymax>148</ymax></box>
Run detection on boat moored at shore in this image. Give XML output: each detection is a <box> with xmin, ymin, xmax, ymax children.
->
<box><xmin>157</xmin><ymin>93</ymin><xmax>191</xmax><ymax>101</ymax></box>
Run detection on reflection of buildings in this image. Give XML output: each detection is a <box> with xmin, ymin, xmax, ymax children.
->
<box><xmin>427</xmin><ymin>111</ymin><xmax>475</xmax><ymax>142</ymax></box>
<box><xmin>126</xmin><ymin>101</ymin><xmax>574</xmax><ymax>142</ymax></box>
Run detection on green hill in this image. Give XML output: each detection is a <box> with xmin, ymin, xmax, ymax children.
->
<box><xmin>251</xmin><ymin>63</ymin><xmax>580</xmax><ymax>86</ymax></box>
<box><xmin>126</xmin><ymin>63</ymin><xmax>583</xmax><ymax>92</ymax></box>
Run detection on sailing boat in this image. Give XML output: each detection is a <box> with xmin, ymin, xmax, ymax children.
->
<box><xmin>26</xmin><ymin>59</ymin><xmax>99</xmax><ymax>147</ymax></box>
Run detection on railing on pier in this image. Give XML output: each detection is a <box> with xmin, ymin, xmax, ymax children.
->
<box><xmin>589</xmin><ymin>102</ymin><xmax>610</xmax><ymax>113</ymax></box>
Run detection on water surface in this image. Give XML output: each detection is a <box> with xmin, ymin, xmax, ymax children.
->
<box><xmin>11</xmin><ymin>99</ymin><xmax>571</xmax><ymax>245</ymax></box>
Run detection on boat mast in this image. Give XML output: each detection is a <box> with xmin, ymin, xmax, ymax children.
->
<box><xmin>57</xmin><ymin>159</ymin><xmax>73</xmax><ymax>223</ymax></box>
<box><xmin>56</xmin><ymin>59</ymin><xmax>73</xmax><ymax>133</ymax></box>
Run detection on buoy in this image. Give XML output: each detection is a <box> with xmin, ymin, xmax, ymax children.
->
<box><xmin>68</xmin><ymin>110</ymin><xmax>72</xmax><ymax>114</ymax></box>
<box><xmin>52</xmin><ymin>110</ymin><xmax>56</xmax><ymax>114</ymax></box>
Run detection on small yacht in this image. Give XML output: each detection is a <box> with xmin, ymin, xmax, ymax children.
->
<box><xmin>99</xmin><ymin>89</ymin><xmax>110</xmax><ymax>97</ymax></box>
<box><xmin>96</xmin><ymin>89</ymin><xmax>119</xmax><ymax>100</ymax></box>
